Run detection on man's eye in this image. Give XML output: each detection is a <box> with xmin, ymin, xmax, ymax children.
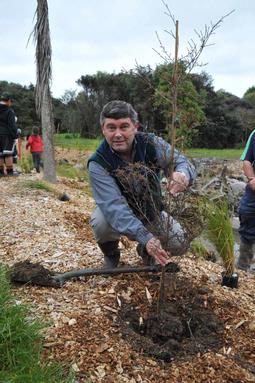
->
<box><xmin>121</xmin><ymin>125</ymin><xmax>129</xmax><ymax>130</ymax></box>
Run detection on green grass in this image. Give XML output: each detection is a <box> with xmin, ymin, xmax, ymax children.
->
<box><xmin>54</xmin><ymin>135</ymin><xmax>243</xmax><ymax>160</ymax></box>
<box><xmin>0</xmin><ymin>265</ymin><xmax>74</xmax><ymax>383</ymax></box>
<box><xmin>205</xmin><ymin>201</ymin><xmax>235</xmax><ymax>275</ymax></box>
<box><xmin>56</xmin><ymin>163</ymin><xmax>88</xmax><ymax>181</ymax></box>
<box><xmin>54</xmin><ymin>134</ymin><xmax>100</xmax><ymax>151</ymax></box>
<box><xmin>19</xmin><ymin>155</ymin><xmax>34</xmax><ymax>173</ymax></box>
<box><xmin>21</xmin><ymin>180</ymin><xmax>55</xmax><ymax>193</ymax></box>
<box><xmin>185</xmin><ymin>148</ymin><xmax>242</xmax><ymax>159</ymax></box>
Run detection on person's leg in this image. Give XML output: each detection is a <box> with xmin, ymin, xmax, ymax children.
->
<box><xmin>5</xmin><ymin>155</ymin><xmax>14</xmax><ymax>175</ymax></box>
<box><xmin>34</xmin><ymin>153</ymin><xmax>40</xmax><ymax>173</ymax></box>
<box><xmin>32</xmin><ymin>153</ymin><xmax>38</xmax><ymax>172</ymax></box>
<box><xmin>238</xmin><ymin>240</ymin><xmax>253</xmax><ymax>270</ymax></box>
<box><xmin>90</xmin><ymin>207</ymin><xmax>121</xmax><ymax>267</ymax></box>
<box><xmin>238</xmin><ymin>214</ymin><xmax>255</xmax><ymax>270</ymax></box>
<box><xmin>0</xmin><ymin>157</ymin><xmax>5</xmax><ymax>176</ymax></box>
<box><xmin>2</xmin><ymin>136</ymin><xmax>17</xmax><ymax>175</ymax></box>
<box><xmin>39</xmin><ymin>153</ymin><xmax>43</xmax><ymax>169</ymax></box>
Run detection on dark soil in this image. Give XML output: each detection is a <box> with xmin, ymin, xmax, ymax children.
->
<box><xmin>119</xmin><ymin>275</ymin><xmax>224</xmax><ymax>362</ymax></box>
<box><xmin>10</xmin><ymin>260</ymin><xmax>60</xmax><ymax>288</ymax></box>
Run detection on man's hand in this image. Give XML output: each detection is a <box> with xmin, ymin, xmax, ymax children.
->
<box><xmin>145</xmin><ymin>237</ymin><xmax>170</xmax><ymax>266</ymax></box>
<box><xmin>167</xmin><ymin>171</ymin><xmax>189</xmax><ymax>196</ymax></box>
<box><xmin>248</xmin><ymin>177</ymin><xmax>255</xmax><ymax>191</ymax></box>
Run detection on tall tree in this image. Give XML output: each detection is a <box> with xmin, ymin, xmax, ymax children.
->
<box><xmin>33</xmin><ymin>0</ymin><xmax>56</xmax><ymax>183</ymax></box>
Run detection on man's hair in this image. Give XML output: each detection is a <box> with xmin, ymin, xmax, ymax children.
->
<box><xmin>32</xmin><ymin>126</ymin><xmax>39</xmax><ymax>135</ymax></box>
<box><xmin>100</xmin><ymin>100</ymin><xmax>138</xmax><ymax>125</ymax></box>
<box><xmin>0</xmin><ymin>92</ymin><xmax>14</xmax><ymax>102</ymax></box>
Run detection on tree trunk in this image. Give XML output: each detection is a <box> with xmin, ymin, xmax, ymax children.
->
<box><xmin>42</xmin><ymin>90</ymin><xmax>56</xmax><ymax>183</ymax></box>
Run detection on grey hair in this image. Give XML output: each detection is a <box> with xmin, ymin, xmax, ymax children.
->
<box><xmin>100</xmin><ymin>100</ymin><xmax>139</xmax><ymax>125</ymax></box>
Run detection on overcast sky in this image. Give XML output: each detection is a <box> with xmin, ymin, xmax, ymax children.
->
<box><xmin>1</xmin><ymin>0</ymin><xmax>254</xmax><ymax>99</ymax></box>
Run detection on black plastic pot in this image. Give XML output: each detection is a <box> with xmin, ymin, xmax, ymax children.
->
<box><xmin>59</xmin><ymin>192</ymin><xmax>70</xmax><ymax>202</ymax></box>
<box><xmin>221</xmin><ymin>271</ymin><xmax>239</xmax><ymax>288</ymax></box>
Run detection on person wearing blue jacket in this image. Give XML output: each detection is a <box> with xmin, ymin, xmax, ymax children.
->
<box><xmin>88</xmin><ymin>100</ymin><xmax>196</xmax><ymax>268</ymax></box>
<box><xmin>238</xmin><ymin>130</ymin><xmax>255</xmax><ymax>271</ymax></box>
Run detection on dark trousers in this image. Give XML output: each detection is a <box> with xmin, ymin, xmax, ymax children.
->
<box><xmin>32</xmin><ymin>152</ymin><xmax>43</xmax><ymax>173</ymax></box>
<box><xmin>239</xmin><ymin>185</ymin><xmax>255</xmax><ymax>243</ymax></box>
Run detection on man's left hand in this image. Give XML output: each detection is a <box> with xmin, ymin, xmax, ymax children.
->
<box><xmin>167</xmin><ymin>172</ymin><xmax>189</xmax><ymax>196</ymax></box>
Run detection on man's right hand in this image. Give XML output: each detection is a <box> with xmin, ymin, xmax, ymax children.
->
<box><xmin>145</xmin><ymin>237</ymin><xmax>170</xmax><ymax>266</ymax></box>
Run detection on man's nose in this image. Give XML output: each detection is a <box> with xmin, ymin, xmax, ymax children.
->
<box><xmin>114</xmin><ymin>128</ymin><xmax>122</xmax><ymax>137</ymax></box>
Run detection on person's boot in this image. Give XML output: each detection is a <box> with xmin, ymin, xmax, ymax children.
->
<box><xmin>6</xmin><ymin>167</ymin><xmax>19</xmax><ymax>176</ymax></box>
<box><xmin>136</xmin><ymin>243</ymin><xmax>155</xmax><ymax>266</ymax></box>
<box><xmin>98</xmin><ymin>241</ymin><xmax>120</xmax><ymax>268</ymax></box>
<box><xmin>237</xmin><ymin>240</ymin><xmax>253</xmax><ymax>271</ymax></box>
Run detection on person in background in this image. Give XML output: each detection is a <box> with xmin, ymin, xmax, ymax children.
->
<box><xmin>88</xmin><ymin>100</ymin><xmax>196</xmax><ymax>268</ymax></box>
<box><xmin>0</xmin><ymin>92</ymin><xmax>18</xmax><ymax>176</ymax></box>
<box><xmin>237</xmin><ymin>131</ymin><xmax>255</xmax><ymax>272</ymax></box>
<box><xmin>13</xmin><ymin>116</ymin><xmax>21</xmax><ymax>164</ymax></box>
<box><xmin>26</xmin><ymin>126</ymin><xmax>44</xmax><ymax>173</ymax></box>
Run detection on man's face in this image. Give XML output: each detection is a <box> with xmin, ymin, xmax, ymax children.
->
<box><xmin>101</xmin><ymin>117</ymin><xmax>138</xmax><ymax>154</ymax></box>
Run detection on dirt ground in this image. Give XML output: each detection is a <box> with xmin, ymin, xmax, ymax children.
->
<box><xmin>0</xmin><ymin>153</ymin><xmax>254</xmax><ymax>383</ymax></box>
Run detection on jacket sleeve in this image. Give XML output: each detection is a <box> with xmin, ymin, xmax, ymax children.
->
<box><xmin>7</xmin><ymin>110</ymin><xmax>18</xmax><ymax>139</ymax></box>
<box><xmin>88</xmin><ymin>161</ymin><xmax>154</xmax><ymax>245</ymax></box>
<box><xmin>152</xmin><ymin>135</ymin><xmax>197</xmax><ymax>184</ymax></box>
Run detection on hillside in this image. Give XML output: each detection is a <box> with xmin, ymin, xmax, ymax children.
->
<box><xmin>0</xmin><ymin>167</ymin><xmax>254</xmax><ymax>383</ymax></box>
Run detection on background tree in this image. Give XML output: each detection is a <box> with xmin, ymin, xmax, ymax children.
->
<box><xmin>243</xmin><ymin>86</ymin><xmax>255</xmax><ymax>108</ymax></box>
<box><xmin>33</xmin><ymin>0</ymin><xmax>56</xmax><ymax>183</ymax></box>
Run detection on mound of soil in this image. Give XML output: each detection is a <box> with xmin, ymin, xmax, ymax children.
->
<box><xmin>119</xmin><ymin>275</ymin><xmax>224</xmax><ymax>362</ymax></box>
<box><xmin>10</xmin><ymin>260</ymin><xmax>60</xmax><ymax>288</ymax></box>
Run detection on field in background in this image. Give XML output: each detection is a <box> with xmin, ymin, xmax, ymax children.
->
<box><xmin>186</xmin><ymin>148</ymin><xmax>242</xmax><ymax>159</ymax></box>
<box><xmin>54</xmin><ymin>134</ymin><xmax>100</xmax><ymax>152</ymax></box>
<box><xmin>54</xmin><ymin>134</ymin><xmax>243</xmax><ymax>160</ymax></box>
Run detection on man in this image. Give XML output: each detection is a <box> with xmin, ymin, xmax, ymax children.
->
<box><xmin>0</xmin><ymin>92</ymin><xmax>18</xmax><ymax>176</ymax></box>
<box><xmin>88</xmin><ymin>100</ymin><xmax>196</xmax><ymax>268</ymax></box>
<box><xmin>237</xmin><ymin>131</ymin><xmax>255</xmax><ymax>271</ymax></box>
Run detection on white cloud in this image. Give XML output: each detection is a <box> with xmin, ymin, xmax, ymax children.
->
<box><xmin>0</xmin><ymin>0</ymin><xmax>254</xmax><ymax>98</ymax></box>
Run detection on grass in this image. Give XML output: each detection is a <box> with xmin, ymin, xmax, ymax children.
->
<box><xmin>185</xmin><ymin>148</ymin><xmax>242</xmax><ymax>159</ymax></box>
<box><xmin>21</xmin><ymin>180</ymin><xmax>55</xmax><ymax>193</ymax></box>
<box><xmin>54</xmin><ymin>134</ymin><xmax>100</xmax><ymax>151</ymax></box>
<box><xmin>56</xmin><ymin>163</ymin><xmax>88</xmax><ymax>181</ymax></box>
<box><xmin>54</xmin><ymin>134</ymin><xmax>243</xmax><ymax>160</ymax></box>
<box><xmin>205</xmin><ymin>200</ymin><xmax>235</xmax><ymax>276</ymax></box>
<box><xmin>0</xmin><ymin>264</ymin><xmax>74</xmax><ymax>383</ymax></box>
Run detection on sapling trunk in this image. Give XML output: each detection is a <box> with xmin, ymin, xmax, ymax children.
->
<box><xmin>157</xmin><ymin>19</ymin><xmax>179</xmax><ymax>319</ymax></box>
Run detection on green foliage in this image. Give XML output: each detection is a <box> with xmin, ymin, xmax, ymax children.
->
<box><xmin>22</xmin><ymin>180</ymin><xmax>55</xmax><ymax>193</ymax></box>
<box><xmin>2</xmin><ymin>73</ymin><xmax>255</xmax><ymax>149</ymax></box>
<box><xmin>19</xmin><ymin>155</ymin><xmax>34</xmax><ymax>173</ymax></box>
<box><xmin>153</xmin><ymin>63</ymin><xmax>206</xmax><ymax>146</ymax></box>
<box><xmin>243</xmin><ymin>86</ymin><xmax>255</xmax><ymax>108</ymax></box>
<box><xmin>0</xmin><ymin>265</ymin><xmax>74</xmax><ymax>382</ymax></box>
<box><xmin>205</xmin><ymin>201</ymin><xmax>235</xmax><ymax>276</ymax></box>
<box><xmin>190</xmin><ymin>239</ymin><xmax>216</xmax><ymax>262</ymax></box>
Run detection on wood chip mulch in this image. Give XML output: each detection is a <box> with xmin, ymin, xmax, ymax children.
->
<box><xmin>0</xmin><ymin>173</ymin><xmax>254</xmax><ymax>383</ymax></box>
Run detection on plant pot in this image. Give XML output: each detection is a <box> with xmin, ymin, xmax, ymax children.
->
<box><xmin>221</xmin><ymin>271</ymin><xmax>239</xmax><ymax>288</ymax></box>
